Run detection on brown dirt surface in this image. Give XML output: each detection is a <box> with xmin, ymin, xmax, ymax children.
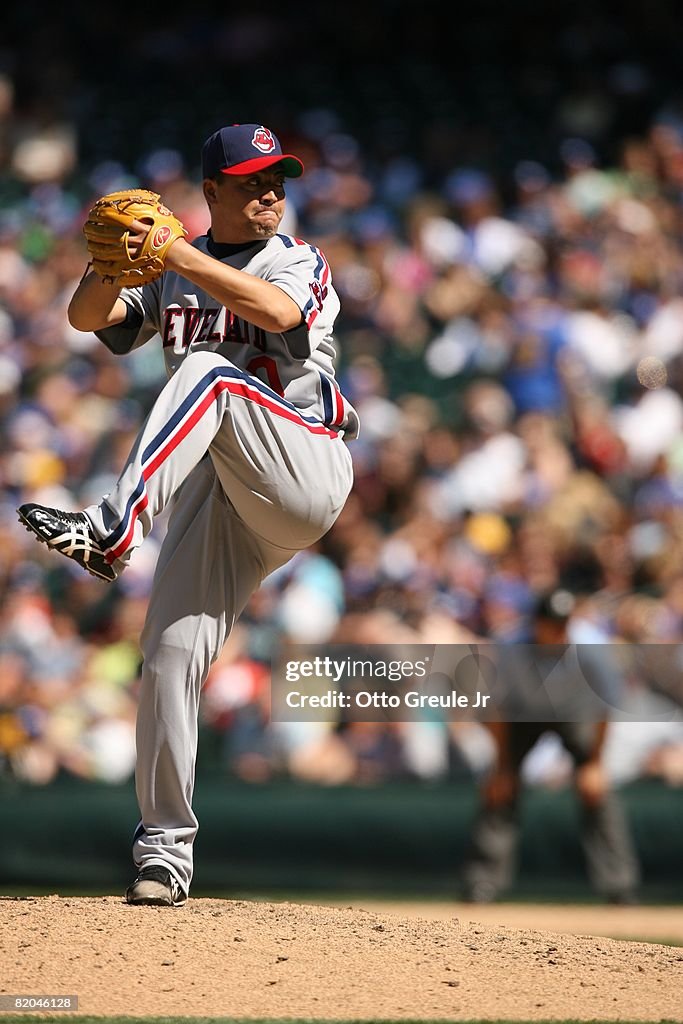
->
<box><xmin>323</xmin><ymin>898</ymin><xmax>683</xmax><ymax>945</ymax></box>
<box><xmin>1</xmin><ymin>895</ymin><xmax>682</xmax><ymax>1021</ymax></box>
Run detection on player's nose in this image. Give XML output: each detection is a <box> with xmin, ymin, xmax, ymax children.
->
<box><xmin>260</xmin><ymin>184</ymin><xmax>285</xmax><ymax>202</ymax></box>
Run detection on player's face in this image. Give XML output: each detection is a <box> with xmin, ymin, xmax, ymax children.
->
<box><xmin>206</xmin><ymin>168</ymin><xmax>287</xmax><ymax>242</ymax></box>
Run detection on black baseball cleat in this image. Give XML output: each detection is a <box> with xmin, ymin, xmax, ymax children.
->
<box><xmin>17</xmin><ymin>503</ymin><xmax>117</xmax><ymax>582</ymax></box>
<box><xmin>126</xmin><ymin>866</ymin><xmax>187</xmax><ymax>907</ymax></box>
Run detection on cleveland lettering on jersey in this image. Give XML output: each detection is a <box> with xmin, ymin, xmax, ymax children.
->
<box><xmin>162</xmin><ymin>305</ymin><xmax>267</xmax><ymax>354</ymax></box>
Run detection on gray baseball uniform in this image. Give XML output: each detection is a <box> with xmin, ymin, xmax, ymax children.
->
<box><xmin>89</xmin><ymin>231</ymin><xmax>358</xmax><ymax>894</ymax></box>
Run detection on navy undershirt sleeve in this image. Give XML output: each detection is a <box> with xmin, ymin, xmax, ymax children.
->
<box><xmin>94</xmin><ymin>302</ymin><xmax>144</xmax><ymax>354</ymax></box>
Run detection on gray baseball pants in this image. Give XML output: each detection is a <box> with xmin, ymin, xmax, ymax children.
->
<box><xmin>85</xmin><ymin>351</ymin><xmax>354</xmax><ymax>893</ymax></box>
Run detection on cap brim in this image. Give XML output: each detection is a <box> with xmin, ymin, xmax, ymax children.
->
<box><xmin>220</xmin><ymin>154</ymin><xmax>304</xmax><ymax>178</ymax></box>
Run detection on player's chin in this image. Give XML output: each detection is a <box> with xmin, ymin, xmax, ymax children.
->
<box><xmin>251</xmin><ymin>213</ymin><xmax>281</xmax><ymax>237</ymax></box>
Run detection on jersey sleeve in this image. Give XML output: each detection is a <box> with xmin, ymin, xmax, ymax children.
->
<box><xmin>94</xmin><ymin>278</ymin><xmax>163</xmax><ymax>355</ymax></box>
<box><xmin>267</xmin><ymin>239</ymin><xmax>340</xmax><ymax>356</ymax></box>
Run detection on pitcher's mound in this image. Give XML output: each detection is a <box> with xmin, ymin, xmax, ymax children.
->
<box><xmin>2</xmin><ymin>895</ymin><xmax>682</xmax><ymax>1020</ymax></box>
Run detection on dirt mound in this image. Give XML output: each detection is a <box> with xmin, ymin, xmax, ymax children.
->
<box><xmin>334</xmin><ymin>898</ymin><xmax>683</xmax><ymax>945</ymax></box>
<box><xmin>1</xmin><ymin>896</ymin><xmax>682</xmax><ymax>1020</ymax></box>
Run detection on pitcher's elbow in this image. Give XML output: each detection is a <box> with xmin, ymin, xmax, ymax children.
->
<box><xmin>67</xmin><ymin>302</ymin><xmax>94</xmax><ymax>332</ymax></box>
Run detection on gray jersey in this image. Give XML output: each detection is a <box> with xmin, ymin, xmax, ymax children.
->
<box><xmin>99</xmin><ymin>232</ymin><xmax>359</xmax><ymax>439</ymax></box>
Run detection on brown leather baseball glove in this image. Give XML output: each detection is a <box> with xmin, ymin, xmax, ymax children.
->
<box><xmin>83</xmin><ymin>189</ymin><xmax>187</xmax><ymax>286</ymax></box>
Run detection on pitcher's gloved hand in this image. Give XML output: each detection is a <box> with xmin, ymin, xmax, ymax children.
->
<box><xmin>83</xmin><ymin>189</ymin><xmax>187</xmax><ymax>286</ymax></box>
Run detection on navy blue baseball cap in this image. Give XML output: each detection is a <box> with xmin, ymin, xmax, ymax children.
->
<box><xmin>201</xmin><ymin>124</ymin><xmax>304</xmax><ymax>179</ymax></box>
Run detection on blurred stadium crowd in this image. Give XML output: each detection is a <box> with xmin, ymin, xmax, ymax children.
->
<box><xmin>1</xmin><ymin>2</ymin><xmax>683</xmax><ymax>792</ymax></box>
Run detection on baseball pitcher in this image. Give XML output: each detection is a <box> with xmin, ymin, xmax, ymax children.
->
<box><xmin>18</xmin><ymin>124</ymin><xmax>359</xmax><ymax>906</ymax></box>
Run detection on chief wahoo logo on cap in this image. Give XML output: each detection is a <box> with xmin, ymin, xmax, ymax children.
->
<box><xmin>252</xmin><ymin>127</ymin><xmax>276</xmax><ymax>154</ymax></box>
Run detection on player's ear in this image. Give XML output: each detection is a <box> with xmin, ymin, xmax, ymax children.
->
<box><xmin>203</xmin><ymin>178</ymin><xmax>219</xmax><ymax>206</ymax></box>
